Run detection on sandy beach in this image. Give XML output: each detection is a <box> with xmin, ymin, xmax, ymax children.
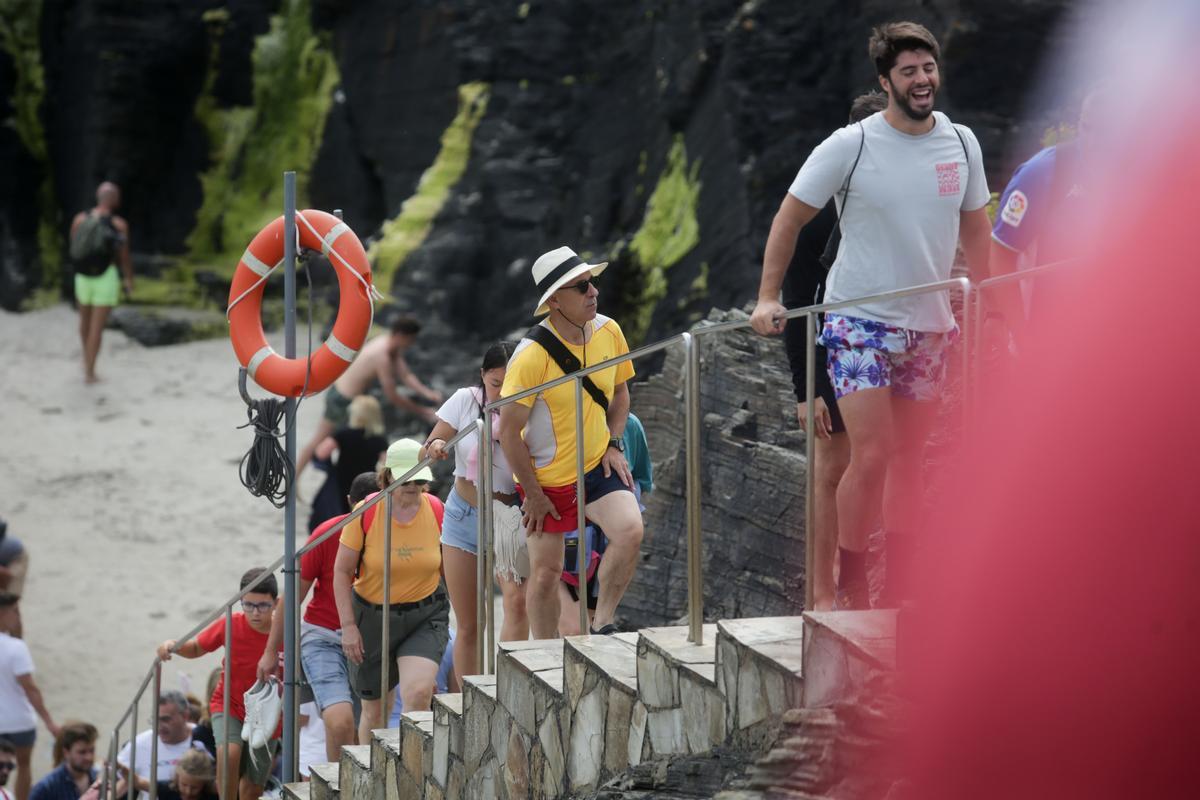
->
<box><xmin>0</xmin><ymin>304</ymin><xmax>324</xmax><ymax>776</ymax></box>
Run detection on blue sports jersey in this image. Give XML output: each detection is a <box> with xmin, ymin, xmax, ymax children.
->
<box><xmin>992</xmin><ymin>142</ymin><xmax>1084</xmax><ymax>264</ymax></box>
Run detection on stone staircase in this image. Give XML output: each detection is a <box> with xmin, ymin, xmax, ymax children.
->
<box><xmin>285</xmin><ymin>611</ymin><xmax>895</xmax><ymax>800</ymax></box>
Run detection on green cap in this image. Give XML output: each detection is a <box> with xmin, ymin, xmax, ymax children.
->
<box><xmin>385</xmin><ymin>438</ymin><xmax>434</xmax><ymax>483</ymax></box>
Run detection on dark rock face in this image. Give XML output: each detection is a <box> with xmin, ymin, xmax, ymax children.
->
<box><xmin>0</xmin><ymin>40</ymin><xmax>43</xmax><ymax>310</ymax></box>
<box><xmin>623</xmin><ymin>308</ymin><xmax>809</xmax><ymax>628</ymax></box>
<box><xmin>4</xmin><ymin>0</ymin><xmax>1071</xmax><ymax>323</ymax></box>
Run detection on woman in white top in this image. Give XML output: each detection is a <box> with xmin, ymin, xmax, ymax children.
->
<box><xmin>422</xmin><ymin>342</ymin><xmax>526</xmax><ymax>688</ymax></box>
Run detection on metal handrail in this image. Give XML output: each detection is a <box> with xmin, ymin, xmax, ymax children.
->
<box><xmin>101</xmin><ymin>274</ymin><xmax>988</xmax><ymax>789</ymax></box>
<box><xmin>99</xmin><ymin>432</ymin><xmax>471</xmax><ymax>796</ymax></box>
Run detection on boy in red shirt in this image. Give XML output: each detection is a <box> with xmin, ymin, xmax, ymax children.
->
<box><xmin>158</xmin><ymin>569</ymin><xmax>281</xmax><ymax>800</ymax></box>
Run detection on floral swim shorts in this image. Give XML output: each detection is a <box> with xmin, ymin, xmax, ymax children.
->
<box><xmin>818</xmin><ymin>314</ymin><xmax>957</xmax><ymax>402</ymax></box>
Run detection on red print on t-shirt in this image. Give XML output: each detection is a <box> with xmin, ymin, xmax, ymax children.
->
<box><xmin>936</xmin><ymin>162</ymin><xmax>961</xmax><ymax>196</ymax></box>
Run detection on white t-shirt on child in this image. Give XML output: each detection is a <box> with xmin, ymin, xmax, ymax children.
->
<box><xmin>435</xmin><ymin>387</ymin><xmax>516</xmax><ymax>494</ymax></box>
<box><xmin>789</xmin><ymin>110</ymin><xmax>990</xmax><ymax>332</ymax></box>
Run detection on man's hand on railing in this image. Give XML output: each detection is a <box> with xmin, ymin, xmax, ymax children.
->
<box><xmin>750</xmin><ymin>299</ymin><xmax>787</xmax><ymax>335</ymax></box>
<box><xmin>156</xmin><ymin>639</ymin><xmax>177</xmax><ymax>661</ymax></box>
<box><xmin>521</xmin><ymin>489</ymin><xmax>559</xmax><ymax>535</ymax></box>
<box><xmin>796</xmin><ymin>399</ymin><xmax>833</xmax><ymax>440</ymax></box>
<box><xmin>601</xmin><ymin>448</ymin><xmax>634</xmax><ymax>488</ymax></box>
<box><xmin>341</xmin><ymin>623</ymin><xmax>365</xmax><ymax>665</ymax></box>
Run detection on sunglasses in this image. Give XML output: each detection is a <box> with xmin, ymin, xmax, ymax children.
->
<box><xmin>402</xmin><ymin>479</ymin><xmax>429</xmax><ymax>487</ymax></box>
<box><xmin>241</xmin><ymin>600</ymin><xmax>274</xmax><ymax>614</ymax></box>
<box><xmin>0</xmin><ymin>762</ymin><xmax>15</xmax><ymax>771</ymax></box>
<box><xmin>560</xmin><ymin>276</ymin><xmax>596</xmax><ymax>294</ymax></box>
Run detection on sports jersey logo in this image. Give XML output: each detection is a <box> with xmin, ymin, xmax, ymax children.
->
<box><xmin>936</xmin><ymin>162</ymin><xmax>961</xmax><ymax>196</ymax></box>
<box><xmin>1001</xmin><ymin>190</ymin><xmax>1028</xmax><ymax>227</ymax></box>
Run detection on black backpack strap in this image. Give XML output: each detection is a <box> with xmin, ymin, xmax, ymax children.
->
<box><xmin>820</xmin><ymin>121</ymin><xmax>866</xmax><ymax>270</ymax></box>
<box><xmin>951</xmin><ymin>122</ymin><xmax>969</xmax><ymax>163</ymax></box>
<box><xmin>525</xmin><ymin>325</ymin><xmax>610</xmax><ymax>415</ymax></box>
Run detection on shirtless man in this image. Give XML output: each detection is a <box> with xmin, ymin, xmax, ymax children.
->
<box><xmin>69</xmin><ymin>182</ymin><xmax>134</xmax><ymax>384</ymax></box>
<box><xmin>298</xmin><ymin>317</ymin><xmax>442</xmax><ymax>474</ymax></box>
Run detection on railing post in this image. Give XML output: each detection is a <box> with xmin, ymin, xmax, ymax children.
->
<box><xmin>684</xmin><ymin>332</ymin><xmax>703</xmax><ymax>643</ymax></box>
<box><xmin>803</xmin><ymin>314</ymin><xmax>818</xmax><ymax>611</ymax></box>
<box><xmin>126</xmin><ymin>699</ymin><xmax>137</xmax><ymax>800</ymax></box>
<box><xmin>108</xmin><ymin>731</ymin><xmax>119</xmax><ymax>800</ymax></box>
<box><xmin>222</xmin><ymin>605</ymin><xmax>233</xmax><ymax>800</ymax></box>
<box><xmin>148</xmin><ymin>663</ymin><xmax>160</xmax><ymax>800</ymax></box>
<box><xmin>478</xmin><ymin>417</ymin><xmax>495</xmax><ymax>675</ymax></box>
<box><xmin>381</xmin><ymin>490</ymin><xmax>393</xmax><ymax>706</ymax></box>
<box><xmin>281</xmin><ymin>170</ymin><xmax>299</xmax><ymax>784</ymax></box>
<box><xmin>574</xmin><ymin>378</ymin><xmax>589</xmax><ymax>637</ymax></box>
<box><xmin>962</xmin><ymin>281</ymin><xmax>976</xmax><ymax>437</ymax></box>
<box><xmin>291</xmin><ymin>552</ymin><xmax>302</xmax><ymax>781</ymax></box>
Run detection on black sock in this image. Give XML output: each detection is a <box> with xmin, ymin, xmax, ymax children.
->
<box><xmin>838</xmin><ymin>547</ymin><xmax>868</xmax><ymax>590</ymax></box>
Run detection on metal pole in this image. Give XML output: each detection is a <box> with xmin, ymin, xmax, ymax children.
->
<box><xmin>804</xmin><ymin>314</ymin><xmax>818</xmax><ymax>611</ymax></box>
<box><xmin>574</xmin><ymin>378</ymin><xmax>588</xmax><ymax>637</ymax></box>
<box><xmin>291</xmin><ymin>553</ymin><xmax>302</xmax><ymax>781</ymax></box>
<box><xmin>281</xmin><ymin>171</ymin><xmax>298</xmax><ymax>783</ymax></box>
<box><xmin>126</xmin><ymin>699</ymin><xmax>137</xmax><ymax>800</ymax></box>
<box><xmin>148</xmin><ymin>664</ymin><xmax>160</xmax><ymax>800</ymax></box>
<box><xmin>222</xmin><ymin>605</ymin><xmax>233</xmax><ymax>800</ymax></box>
<box><xmin>684</xmin><ymin>333</ymin><xmax>703</xmax><ymax>643</ymax></box>
<box><xmin>476</xmin><ymin>418</ymin><xmax>489</xmax><ymax>675</ymax></box>
<box><xmin>108</xmin><ymin>731</ymin><xmax>118</xmax><ymax>800</ymax></box>
<box><xmin>962</xmin><ymin>283</ymin><xmax>975</xmax><ymax>438</ymax></box>
<box><xmin>381</xmin><ymin>490</ymin><xmax>393</xmax><ymax>705</ymax></box>
<box><xmin>481</xmin><ymin>415</ymin><xmax>496</xmax><ymax>674</ymax></box>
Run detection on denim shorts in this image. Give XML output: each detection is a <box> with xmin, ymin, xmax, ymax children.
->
<box><xmin>300</xmin><ymin>622</ymin><xmax>355</xmax><ymax>711</ymax></box>
<box><xmin>440</xmin><ymin>486</ymin><xmax>478</xmax><ymax>555</ymax></box>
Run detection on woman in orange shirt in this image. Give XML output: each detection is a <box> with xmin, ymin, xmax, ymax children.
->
<box><xmin>332</xmin><ymin>439</ymin><xmax>448</xmax><ymax>744</ymax></box>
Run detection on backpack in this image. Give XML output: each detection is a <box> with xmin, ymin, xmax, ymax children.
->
<box><xmin>354</xmin><ymin>492</ymin><xmax>445</xmax><ymax>577</ymax></box>
<box><xmin>70</xmin><ymin>212</ymin><xmax>122</xmax><ymax>277</ymax></box>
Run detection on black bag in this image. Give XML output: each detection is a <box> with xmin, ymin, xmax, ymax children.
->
<box><xmin>524</xmin><ymin>324</ymin><xmax>609</xmax><ymax>414</ymax></box>
<box><xmin>69</xmin><ymin>212</ymin><xmax>122</xmax><ymax>277</ymax></box>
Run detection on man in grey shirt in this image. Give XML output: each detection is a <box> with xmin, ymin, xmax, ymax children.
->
<box><xmin>751</xmin><ymin>21</ymin><xmax>991</xmax><ymax>607</ymax></box>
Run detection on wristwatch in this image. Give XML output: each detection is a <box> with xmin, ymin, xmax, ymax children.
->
<box><xmin>607</xmin><ymin>436</ymin><xmax>625</xmax><ymax>453</ymax></box>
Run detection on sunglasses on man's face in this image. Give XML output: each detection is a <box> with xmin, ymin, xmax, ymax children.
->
<box><xmin>560</xmin><ymin>276</ymin><xmax>596</xmax><ymax>294</ymax></box>
<box><xmin>0</xmin><ymin>762</ymin><xmax>16</xmax><ymax>771</ymax></box>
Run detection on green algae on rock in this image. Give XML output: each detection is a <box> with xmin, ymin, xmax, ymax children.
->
<box><xmin>367</xmin><ymin>81</ymin><xmax>490</xmax><ymax>291</ymax></box>
<box><xmin>626</xmin><ymin>133</ymin><xmax>701</xmax><ymax>344</ymax></box>
<box><xmin>186</xmin><ymin>0</ymin><xmax>338</xmax><ymax>270</ymax></box>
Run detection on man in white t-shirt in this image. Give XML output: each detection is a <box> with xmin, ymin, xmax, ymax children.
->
<box><xmin>0</xmin><ymin>593</ymin><xmax>59</xmax><ymax>800</ymax></box>
<box><xmin>751</xmin><ymin>21</ymin><xmax>991</xmax><ymax>608</ymax></box>
<box><xmin>116</xmin><ymin>691</ymin><xmax>206</xmax><ymax>799</ymax></box>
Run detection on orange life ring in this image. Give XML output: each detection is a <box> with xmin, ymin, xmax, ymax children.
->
<box><xmin>227</xmin><ymin>209</ymin><xmax>374</xmax><ymax>397</ymax></box>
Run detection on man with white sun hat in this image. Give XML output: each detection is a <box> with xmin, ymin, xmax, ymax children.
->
<box><xmin>498</xmin><ymin>246</ymin><xmax>643</xmax><ymax>638</ymax></box>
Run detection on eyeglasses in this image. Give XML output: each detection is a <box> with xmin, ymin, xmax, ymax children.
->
<box><xmin>241</xmin><ymin>601</ymin><xmax>274</xmax><ymax>614</ymax></box>
<box><xmin>402</xmin><ymin>479</ymin><xmax>429</xmax><ymax>487</ymax></box>
<box><xmin>0</xmin><ymin>762</ymin><xmax>16</xmax><ymax>771</ymax></box>
<box><xmin>560</xmin><ymin>276</ymin><xmax>596</xmax><ymax>294</ymax></box>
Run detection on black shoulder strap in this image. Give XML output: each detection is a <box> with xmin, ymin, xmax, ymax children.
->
<box><xmin>820</xmin><ymin>121</ymin><xmax>866</xmax><ymax>270</ymax></box>
<box><xmin>525</xmin><ymin>325</ymin><xmax>610</xmax><ymax>415</ymax></box>
<box><xmin>952</xmin><ymin>123</ymin><xmax>969</xmax><ymax>164</ymax></box>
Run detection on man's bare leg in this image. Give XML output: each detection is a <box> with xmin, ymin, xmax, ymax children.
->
<box><xmin>83</xmin><ymin>304</ymin><xmax>111</xmax><ymax>383</ymax></box>
<box><xmin>832</xmin><ymin>387</ymin><xmax>894</xmax><ymax>607</ymax></box>
<box><xmin>524</xmin><ymin>531</ymin><xmax>566</xmax><ymax>639</ymax></box>
<box><xmin>585</xmin><ymin>490</ymin><xmax>643</xmax><ymax>630</ymax></box>
<box><xmin>297</xmin><ymin>417</ymin><xmax>335</xmax><ymax>475</ymax></box>
<box><xmin>879</xmin><ymin>395</ymin><xmax>940</xmax><ymax>605</ymax></box>
<box><xmin>497</xmin><ymin>574</ymin><xmax>529</xmax><ymax>643</ymax></box>
<box><xmin>811</xmin><ymin>433</ymin><xmax>852</xmax><ymax>611</ymax></box>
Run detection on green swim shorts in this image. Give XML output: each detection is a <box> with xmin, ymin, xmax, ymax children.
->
<box><xmin>323</xmin><ymin>385</ymin><xmax>352</xmax><ymax>426</ymax></box>
<box><xmin>74</xmin><ymin>265</ymin><xmax>120</xmax><ymax>307</ymax></box>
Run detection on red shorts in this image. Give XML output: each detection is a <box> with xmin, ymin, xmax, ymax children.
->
<box><xmin>516</xmin><ymin>483</ymin><xmax>583</xmax><ymax>534</ymax></box>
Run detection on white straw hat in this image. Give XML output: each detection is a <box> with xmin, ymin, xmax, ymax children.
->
<box><xmin>531</xmin><ymin>246</ymin><xmax>608</xmax><ymax>316</ymax></box>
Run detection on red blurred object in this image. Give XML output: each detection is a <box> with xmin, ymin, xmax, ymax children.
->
<box><xmin>903</xmin><ymin>130</ymin><xmax>1200</xmax><ymax>796</ymax></box>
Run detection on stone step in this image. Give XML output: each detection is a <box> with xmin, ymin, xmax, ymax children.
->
<box><xmin>462</xmin><ymin>673</ymin><xmax>504</xmax><ymax>799</ymax></box>
<box><xmin>802</xmin><ymin>609</ymin><xmax>897</xmax><ymax>708</ymax></box>
<box><xmin>282</xmin><ymin>781</ymin><xmax>309</xmax><ymax>800</ymax></box>
<box><xmin>563</xmin><ymin>632</ymin><xmax>640</xmax><ymax>793</ymax></box>
<box><xmin>398</xmin><ymin>710</ymin><xmax>435</xmax><ymax>799</ymax></box>
<box><xmin>716</xmin><ymin>616</ymin><xmax>805</xmax><ymax>750</ymax></box>
<box><xmin>338</xmin><ymin>744</ymin><xmax>372</xmax><ymax>800</ymax></box>
<box><xmin>495</xmin><ymin>638</ymin><xmax>568</xmax><ymax>799</ymax></box>
<box><xmin>432</xmin><ymin>693</ymin><xmax>465</xmax><ymax>799</ymax></box>
<box><xmin>369</xmin><ymin>727</ymin><xmax>401</xmax><ymax>800</ymax></box>
<box><xmin>636</xmin><ymin>624</ymin><xmax>726</xmax><ymax>758</ymax></box>
<box><xmin>309</xmin><ymin>761</ymin><xmax>340</xmax><ymax>800</ymax></box>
